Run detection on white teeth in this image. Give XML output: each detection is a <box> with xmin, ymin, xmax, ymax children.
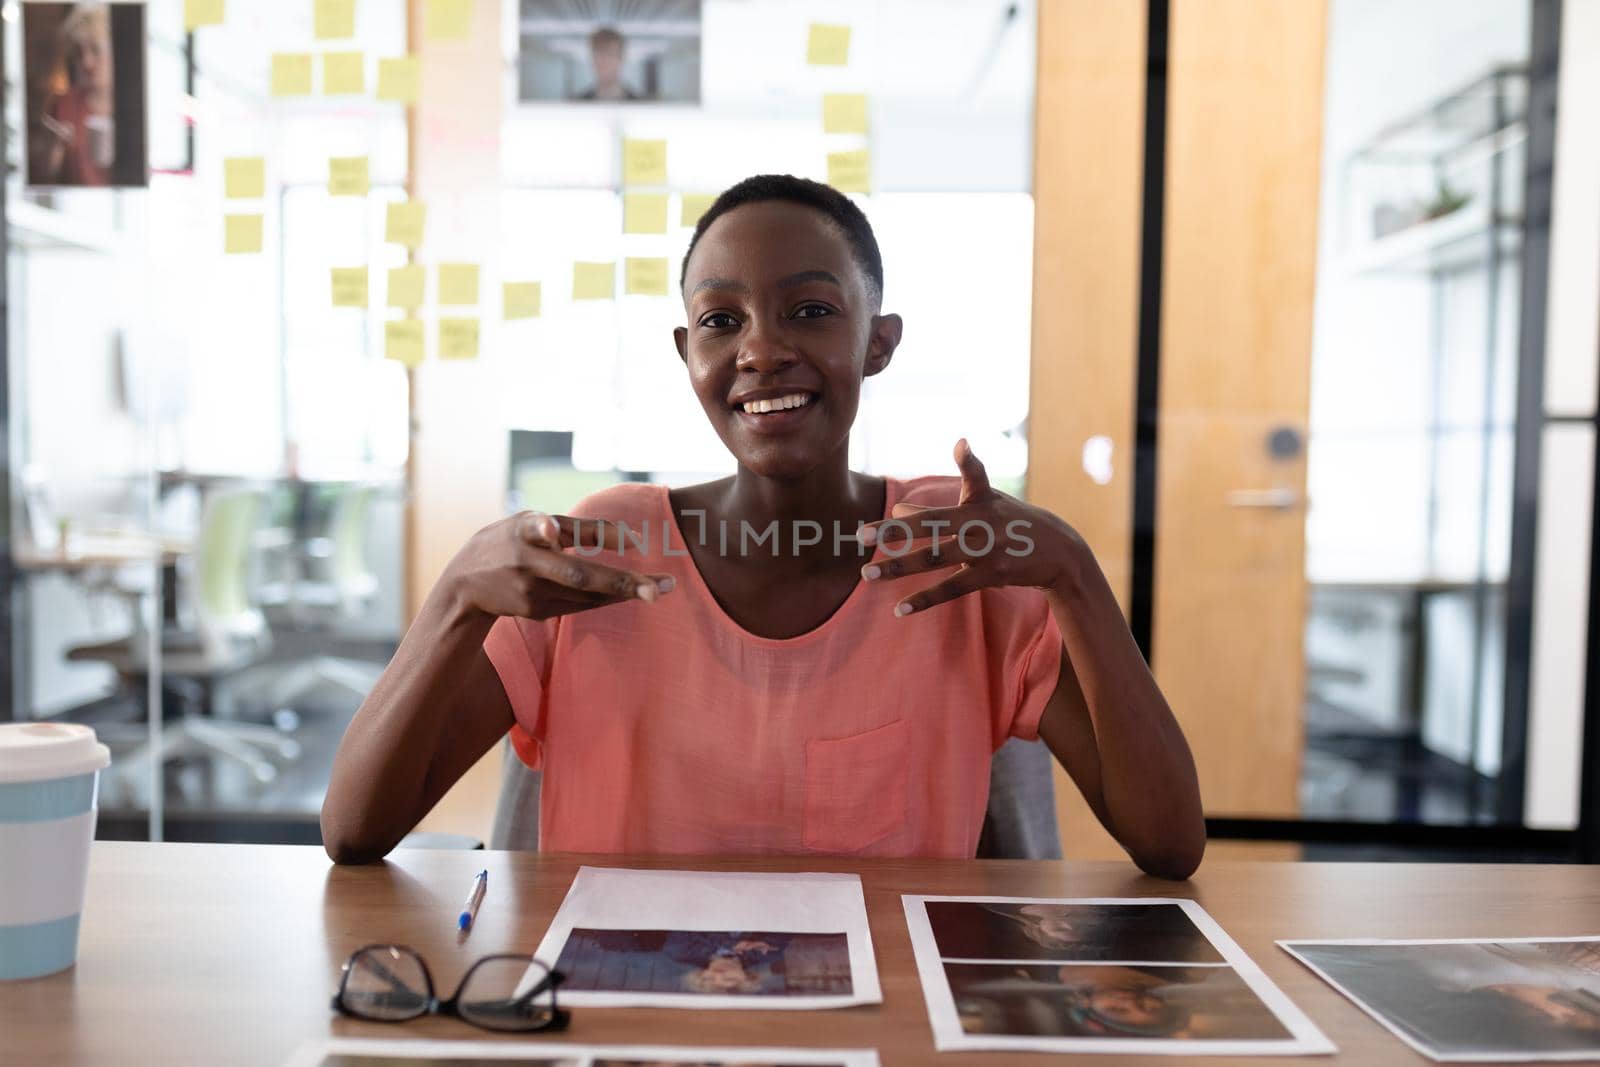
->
<box><xmin>741</xmin><ymin>393</ymin><xmax>812</xmax><ymax>414</ymax></box>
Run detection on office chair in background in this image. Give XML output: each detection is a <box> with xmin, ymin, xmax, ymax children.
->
<box><xmin>68</xmin><ymin>484</ymin><xmax>299</xmax><ymax>802</ymax></box>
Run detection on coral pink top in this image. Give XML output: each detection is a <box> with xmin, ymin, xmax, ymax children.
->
<box><xmin>484</xmin><ymin>476</ymin><xmax>1063</xmax><ymax>859</ymax></box>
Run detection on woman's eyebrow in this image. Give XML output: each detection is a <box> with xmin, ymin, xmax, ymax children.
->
<box><xmin>777</xmin><ymin>270</ymin><xmax>842</xmax><ymax>289</ymax></box>
<box><xmin>691</xmin><ymin>277</ymin><xmax>749</xmax><ymax>297</ymax></box>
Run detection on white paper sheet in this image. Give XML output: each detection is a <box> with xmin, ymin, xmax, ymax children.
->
<box><xmin>533</xmin><ymin>866</ymin><xmax>881</xmax><ymax>1010</ymax></box>
<box><xmin>1281</xmin><ymin>935</ymin><xmax>1600</xmax><ymax>1062</ymax></box>
<box><xmin>903</xmin><ymin>895</ymin><xmax>1335</xmax><ymax>1056</ymax></box>
<box><xmin>285</xmin><ymin>1037</ymin><xmax>880</xmax><ymax>1067</ymax></box>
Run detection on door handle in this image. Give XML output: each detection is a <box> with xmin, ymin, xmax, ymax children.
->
<box><xmin>1226</xmin><ymin>487</ymin><xmax>1302</xmax><ymax>510</ymax></box>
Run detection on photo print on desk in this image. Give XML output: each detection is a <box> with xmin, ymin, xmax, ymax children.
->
<box><xmin>534</xmin><ymin>867</ymin><xmax>881</xmax><ymax>1010</ymax></box>
<box><xmin>904</xmin><ymin>896</ymin><xmax>1334</xmax><ymax>1056</ymax></box>
<box><xmin>555</xmin><ymin>929</ymin><xmax>851</xmax><ymax>997</ymax></box>
<box><xmin>288</xmin><ymin>1037</ymin><xmax>880</xmax><ymax>1067</ymax></box>
<box><xmin>1281</xmin><ymin>936</ymin><xmax>1600</xmax><ymax>1062</ymax></box>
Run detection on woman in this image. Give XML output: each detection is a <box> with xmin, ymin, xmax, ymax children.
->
<box><xmin>34</xmin><ymin>3</ymin><xmax>116</xmax><ymax>187</ymax></box>
<box><xmin>321</xmin><ymin>175</ymin><xmax>1205</xmax><ymax>877</ymax></box>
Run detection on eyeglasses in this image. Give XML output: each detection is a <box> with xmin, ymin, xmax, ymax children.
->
<box><xmin>331</xmin><ymin>944</ymin><xmax>569</xmax><ymax>1033</ymax></box>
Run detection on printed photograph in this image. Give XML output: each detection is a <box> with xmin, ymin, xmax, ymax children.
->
<box><xmin>554</xmin><ymin>929</ymin><xmax>852</xmax><ymax>996</ymax></box>
<box><xmin>22</xmin><ymin>1</ymin><xmax>148</xmax><ymax>187</ymax></box>
<box><xmin>593</xmin><ymin>1061</ymin><xmax>848</xmax><ymax>1067</ymax></box>
<box><xmin>518</xmin><ymin>0</ymin><xmax>701</xmax><ymax>104</ymax></box>
<box><xmin>945</xmin><ymin>962</ymin><xmax>1292</xmax><ymax>1041</ymax></box>
<box><xmin>1287</xmin><ymin>939</ymin><xmax>1600</xmax><ymax>1060</ymax></box>
<box><xmin>318</xmin><ymin>1057</ymin><xmax>579</xmax><ymax>1066</ymax></box>
<box><xmin>925</xmin><ymin>901</ymin><xmax>1224</xmax><ymax>964</ymax></box>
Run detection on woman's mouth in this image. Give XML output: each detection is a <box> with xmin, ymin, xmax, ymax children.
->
<box><xmin>731</xmin><ymin>391</ymin><xmax>818</xmax><ymax>433</ymax></box>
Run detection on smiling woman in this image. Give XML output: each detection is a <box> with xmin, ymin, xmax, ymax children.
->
<box><xmin>321</xmin><ymin>175</ymin><xmax>1205</xmax><ymax>878</ymax></box>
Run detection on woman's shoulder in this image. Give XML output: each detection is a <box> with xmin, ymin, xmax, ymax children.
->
<box><xmin>563</xmin><ymin>480</ymin><xmax>666</xmax><ymax>525</ymax></box>
<box><xmin>891</xmin><ymin>473</ymin><xmax>963</xmax><ymax>509</ymax></box>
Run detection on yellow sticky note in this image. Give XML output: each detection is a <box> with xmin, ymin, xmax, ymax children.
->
<box><xmin>328</xmin><ymin>156</ymin><xmax>370</xmax><ymax>197</ymax></box>
<box><xmin>438</xmin><ymin>318</ymin><xmax>480</xmax><ymax>360</ymax></box>
<box><xmin>387</xmin><ymin>265</ymin><xmax>425</xmax><ymax>309</ymax></box>
<box><xmin>827</xmin><ymin>149</ymin><xmax>871</xmax><ymax>193</ymax></box>
<box><xmin>503</xmin><ymin>282</ymin><xmax>541</xmax><ymax>320</ymax></box>
<box><xmin>323</xmin><ymin>51</ymin><xmax>366</xmax><ymax>95</ymax></box>
<box><xmin>331</xmin><ymin>267</ymin><xmax>368</xmax><ymax>308</ymax></box>
<box><xmin>376</xmin><ymin>57</ymin><xmax>420</xmax><ymax>103</ymax></box>
<box><xmin>625</xmin><ymin>257</ymin><xmax>670</xmax><ymax>297</ymax></box>
<box><xmin>823</xmin><ymin>93</ymin><xmax>869</xmax><ymax>134</ymax></box>
<box><xmin>807</xmin><ymin>24</ymin><xmax>851</xmax><ymax>66</ymax></box>
<box><xmin>438</xmin><ymin>263</ymin><xmax>480</xmax><ymax>306</ymax></box>
<box><xmin>385</xmin><ymin>319</ymin><xmax>425</xmax><ymax>366</ymax></box>
<box><xmin>425</xmin><ymin>0</ymin><xmax>472</xmax><ymax>41</ymax></box>
<box><xmin>623</xmin><ymin>193</ymin><xmax>669</xmax><ymax>235</ymax></box>
<box><xmin>224</xmin><ymin>214</ymin><xmax>263</xmax><ymax>254</ymax></box>
<box><xmin>385</xmin><ymin>202</ymin><xmax>426</xmax><ymax>248</ymax></box>
<box><xmin>621</xmin><ymin>139</ymin><xmax>667</xmax><ymax>186</ymax></box>
<box><xmin>314</xmin><ymin>0</ymin><xmax>356</xmax><ymax>39</ymax></box>
<box><xmin>572</xmin><ymin>262</ymin><xmax>615</xmax><ymax>300</ymax></box>
<box><xmin>681</xmin><ymin>193</ymin><xmax>716</xmax><ymax>228</ymax></box>
<box><xmin>185</xmin><ymin>0</ymin><xmax>225</xmax><ymax>31</ymax></box>
<box><xmin>223</xmin><ymin>157</ymin><xmax>264</xmax><ymax>199</ymax></box>
<box><xmin>271</xmin><ymin>53</ymin><xmax>313</xmax><ymax>97</ymax></box>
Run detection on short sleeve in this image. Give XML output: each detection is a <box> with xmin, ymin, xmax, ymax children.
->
<box><xmin>483</xmin><ymin>615</ymin><xmax>555</xmax><ymax>771</ymax></box>
<box><xmin>983</xmin><ymin>589</ymin><xmax>1064</xmax><ymax>747</ymax></box>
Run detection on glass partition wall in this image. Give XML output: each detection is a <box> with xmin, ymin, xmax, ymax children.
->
<box><xmin>4</xmin><ymin>0</ymin><xmax>408</xmax><ymax>842</ymax></box>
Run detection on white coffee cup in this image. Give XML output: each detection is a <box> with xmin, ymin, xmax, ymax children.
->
<box><xmin>0</xmin><ymin>723</ymin><xmax>110</xmax><ymax>980</ymax></box>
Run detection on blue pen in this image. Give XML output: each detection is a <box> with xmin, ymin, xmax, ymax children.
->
<box><xmin>458</xmin><ymin>870</ymin><xmax>488</xmax><ymax>932</ymax></box>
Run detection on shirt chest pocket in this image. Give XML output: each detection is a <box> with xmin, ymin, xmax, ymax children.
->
<box><xmin>802</xmin><ymin>719</ymin><xmax>910</xmax><ymax>853</ymax></box>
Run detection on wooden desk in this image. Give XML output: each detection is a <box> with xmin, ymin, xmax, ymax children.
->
<box><xmin>4</xmin><ymin>843</ymin><xmax>1597</xmax><ymax>1065</ymax></box>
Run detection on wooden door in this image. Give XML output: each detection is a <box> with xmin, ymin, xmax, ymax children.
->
<box><xmin>1152</xmin><ymin>0</ymin><xmax>1327</xmax><ymax>818</ymax></box>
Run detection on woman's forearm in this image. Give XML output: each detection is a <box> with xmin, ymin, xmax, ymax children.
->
<box><xmin>320</xmin><ymin>587</ymin><xmax>500</xmax><ymax>863</ymax></box>
<box><xmin>1044</xmin><ymin>553</ymin><xmax>1206</xmax><ymax>879</ymax></box>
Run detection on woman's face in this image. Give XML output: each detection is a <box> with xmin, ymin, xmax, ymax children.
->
<box><xmin>676</xmin><ymin>200</ymin><xmax>900</xmax><ymax>481</ymax></box>
<box><xmin>701</xmin><ymin>955</ymin><xmax>754</xmax><ymax>991</ymax></box>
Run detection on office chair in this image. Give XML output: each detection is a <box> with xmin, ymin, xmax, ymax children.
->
<box><xmin>489</xmin><ymin>736</ymin><xmax>1061</xmax><ymax>859</ymax></box>
<box><xmin>68</xmin><ymin>485</ymin><xmax>296</xmax><ymax>799</ymax></box>
<box><xmin>229</xmin><ymin>483</ymin><xmax>386</xmax><ymax>713</ymax></box>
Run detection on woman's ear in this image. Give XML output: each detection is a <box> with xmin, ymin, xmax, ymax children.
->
<box><xmin>864</xmin><ymin>313</ymin><xmax>903</xmax><ymax>378</ymax></box>
<box><xmin>674</xmin><ymin>326</ymin><xmax>689</xmax><ymax>363</ymax></box>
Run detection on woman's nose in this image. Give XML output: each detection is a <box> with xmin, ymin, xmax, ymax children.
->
<box><xmin>735</xmin><ymin>331</ymin><xmax>798</xmax><ymax>373</ymax></box>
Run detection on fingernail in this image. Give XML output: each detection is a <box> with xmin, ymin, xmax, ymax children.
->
<box><xmin>862</xmin><ymin>564</ymin><xmax>881</xmax><ymax>581</ymax></box>
<box><xmin>894</xmin><ymin>602</ymin><xmax>913</xmax><ymax>617</ymax></box>
<box><xmin>859</xmin><ymin>526</ymin><xmax>878</xmax><ymax>546</ymax></box>
<box><xmin>636</xmin><ymin>583</ymin><xmax>657</xmax><ymax>603</ymax></box>
<box><xmin>656</xmin><ymin>577</ymin><xmax>675</xmax><ymax>594</ymax></box>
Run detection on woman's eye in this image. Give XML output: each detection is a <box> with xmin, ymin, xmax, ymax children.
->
<box><xmin>792</xmin><ymin>303</ymin><xmax>833</xmax><ymax>319</ymax></box>
<box><xmin>699</xmin><ymin>312</ymin><xmax>738</xmax><ymax>329</ymax></box>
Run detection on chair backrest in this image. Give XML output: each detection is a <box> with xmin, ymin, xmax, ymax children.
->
<box><xmin>489</xmin><ymin>736</ymin><xmax>1061</xmax><ymax>859</ymax></box>
<box><xmin>194</xmin><ymin>485</ymin><xmax>268</xmax><ymax>649</ymax></box>
<box><xmin>327</xmin><ymin>484</ymin><xmax>378</xmax><ymax>607</ymax></box>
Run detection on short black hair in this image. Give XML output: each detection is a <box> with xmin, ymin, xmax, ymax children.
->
<box><xmin>680</xmin><ymin>174</ymin><xmax>884</xmax><ymax>305</ymax></box>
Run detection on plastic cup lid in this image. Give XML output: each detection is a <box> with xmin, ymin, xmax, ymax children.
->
<box><xmin>0</xmin><ymin>723</ymin><xmax>111</xmax><ymax>784</ymax></box>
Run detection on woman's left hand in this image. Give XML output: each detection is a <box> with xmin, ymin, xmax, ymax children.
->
<box><xmin>860</xmin><ymin>438</ymin><xmax>1088</xmax><ymax>615</ymax></box>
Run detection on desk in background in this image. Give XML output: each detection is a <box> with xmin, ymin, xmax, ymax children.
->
<box><xmin>3</xmin><ymin>843</ymin><xmax>1596</xmax><ymax>1066</ymax></box>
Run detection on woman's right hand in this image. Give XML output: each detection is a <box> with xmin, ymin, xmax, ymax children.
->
<box><xmin>441</xmin><ymin>511</ymin><xmax>674</xmax><ymax>622</ymax></box>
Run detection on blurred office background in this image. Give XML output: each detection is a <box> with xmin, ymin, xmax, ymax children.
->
<box><xmin>2</xmin><ymin>0</ymin><xmax>1597</xmax><ymax>862</ymax></box>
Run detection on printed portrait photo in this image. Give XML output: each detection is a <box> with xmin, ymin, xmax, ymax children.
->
<box><xmin>319</xmin><ymin>1057</ymin><xmax>579</xmax><ymax>1067</ymax></box>
<box><xmin>945</xmin><ymin>962</ymin><xmax>1292</xmax><ymax>1041</ymax></box>
<box><xmin>593</xmin><ymin>1061</ymin><xmax>848</xmax><ymax>1067</ymax></box>
<box><xmin>22</xmin><ymin>1</ymin><xmax>148</xmax><ymax>188</ymax></box>
<box><xmin>517</xmin><ymin>0</ymin><xmax>702</xmax><ymax>104</ymax></box>
<box><xmin>925</xmin><ymin>901</ymin><xmax>1224</xmax><ymax>964</ymax></box>
<box><xmin>1288</xmin><ymin>939</ymin><xmax>1600</xmax><ymax>1060</ymax></box>
<box><xmin>554</xmin><ymin>929</ymin><xmax>852</xmax><ymax>996</ymax></box>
